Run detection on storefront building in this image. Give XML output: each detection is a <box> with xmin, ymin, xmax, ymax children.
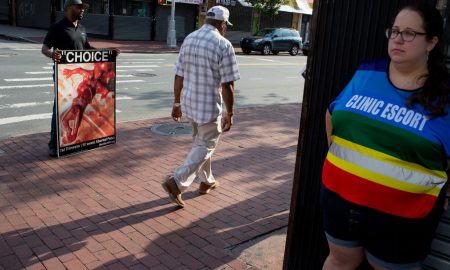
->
<box><xmin>0</xmin><ymin>0</ymin><xmax>313</xmax><ymax>43</ymax></box>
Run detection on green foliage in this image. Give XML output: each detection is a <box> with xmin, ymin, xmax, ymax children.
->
<box><xmin>245</xmin><ymin>0</ymin><xmax>285</xmax><ymax>15</ymax></box>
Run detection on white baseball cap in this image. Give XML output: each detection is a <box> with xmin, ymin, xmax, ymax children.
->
<box><xmin>206</xmin><ymin>6</ymin><xmax>233</xmax><ymax>26</ymax></box>
<box><xmin>64</xmin><ymin>0</ymin><xmax>88</xmax><ymax>10</ymax></box>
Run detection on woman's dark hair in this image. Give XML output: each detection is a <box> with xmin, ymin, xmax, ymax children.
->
<box><xmin>398</xmin><ymin>2</ymin><xmax>449</xmax><ymax>117</ymax></box>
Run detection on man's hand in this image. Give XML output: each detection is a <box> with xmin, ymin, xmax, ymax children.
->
<box><xmin>52</xmin><ymin>48</ymin><xmax>62</xmax><ymax>63</ymax></box>
<box><xmin>222</xmin><ymin>113</ymin><xmax>233</xmax><ymax>132</ymax></box>
<box><xmin>171</xmin><ymin>105</ymin><xmax>182</xmax><ymax>122</ymax></box>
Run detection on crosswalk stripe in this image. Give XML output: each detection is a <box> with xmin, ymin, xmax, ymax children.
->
<box><xmin>0</xmin><ymin>101</ymin><xmax>52</xmax><ymax>109</ymax></box>
<box><xmin>122</xmin><ymin>62</ymin><xmax>162</xmax><ymax>64</ymax></box>
<box><xmin>5</xmin><ymin>78</ymin><xmax>52</xmax><ymax>82</ymax></box>
<box><xmin>0</xmin><ymin>113</ymin><xmax>52</xmax><ymax>125</ymax></box>
<box><xmin>117</xmin><ymin>80</ymin><xmax>144</xmax><ymax>83</ymax></box>
<box><xmin>119</xmin><ymin>59</ymin><xmax>165</xmax><ymax>61</ymax></box>
<box><xmin>0</xmin><ymin>84</ymin><xmax>53</xmax><ymax>89</ymax></box>
<box><xmin>116</xmin><ymin>96</ymin><xmax>133</xmax><ymax>100</ymax></box>
<box><xmin>0</xmin><ymin>80</ymin><xmax>144</xmax><ymax>89</ymax></box>
<box><xmin>12</xmin><ymin>48</ymin><xmax>41</xmax><ymax>51</ymax></box>
<box><xmin>25</xmin><ymin>71</ymin><xmax>53</xmax><ymax>74</ymax></box>
<box><xmin>117</xmin><ymin>65</ymin><xmax>159</xmax><ymax>68</ymax></box>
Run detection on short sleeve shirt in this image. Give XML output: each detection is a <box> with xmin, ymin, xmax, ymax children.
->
<box><xmin>323</xmin><ymin>59</ymin><xmax>450</xmax><ymax>218</ymax></box>
<box><xmin>173</xmin><ymin>24</ymin><xmax>240</xmax><ymax>124</ymax></box>
<box><xmin>43</xmin><ymin>17</ymin><xmax>92</xmax><ymax>50</ymax></box>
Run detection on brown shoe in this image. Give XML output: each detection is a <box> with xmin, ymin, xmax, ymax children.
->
<box><xmin>199</xmin><ymin>181</ymin><xmax>220</xmax><ymax>195</ymax></box>
<box><xmin>161</xmin><ymin>176</ymin><xmax>185</xmax><ymax>207</ymax></box>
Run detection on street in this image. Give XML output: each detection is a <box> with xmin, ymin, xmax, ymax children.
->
<box><xmin>0</xmin><ymin>39</ymin><xmax>306</xmax><ymax>139</ymax></box>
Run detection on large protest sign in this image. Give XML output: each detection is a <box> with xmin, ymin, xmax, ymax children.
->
<box><xmin>55</xmin><ymin>50</ymin><xmax>117</xmax><ymax>157</ymax></box>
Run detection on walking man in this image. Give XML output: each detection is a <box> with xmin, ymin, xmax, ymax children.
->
<box><xmin>162</xmin><ymin>6</ymin><xmax>240</xmax><ymax>207</ymax></box>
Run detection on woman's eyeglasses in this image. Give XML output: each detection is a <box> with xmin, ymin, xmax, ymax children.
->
<box><xmin>385</xmin><ymin>28</ymin><xmax>426</xmax><ymax>42</ymax></box>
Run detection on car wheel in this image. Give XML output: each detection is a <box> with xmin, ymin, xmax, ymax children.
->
<box><xmin>272</xmin><ymin>50</ymin><xmax>279</xmax><ymax>55</ymax></box>
<box><xmin>243</xmin><ymin>49</ymin><xmax>251</xmax><ymax>55</ymax></box>
<box><xmin>289</xmin><ymin>45</ymin><xmax>299</xmax><ymax>56</ymax></box>
<box><xmin>261</xmin><ymin>44</ymin><xmax>271</xmax><ymax>55</ymax></box>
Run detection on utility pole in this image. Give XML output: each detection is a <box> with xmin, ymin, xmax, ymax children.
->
<box><xmin>167</xmin><ymin>0</ymin><xmax>176</xmax><ymax>48</ymax></box>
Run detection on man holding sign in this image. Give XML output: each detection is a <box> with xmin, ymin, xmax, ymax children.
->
<box><xmin>41</xmin><ymin>0</ymin><xmax>118</xmax><ymax>157</ymax></box>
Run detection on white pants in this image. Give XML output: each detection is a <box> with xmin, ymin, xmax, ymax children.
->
<box><xmin>173</xmin><ymin>116</ymin><xmax>222</xmax><ymax>191</ymax></box>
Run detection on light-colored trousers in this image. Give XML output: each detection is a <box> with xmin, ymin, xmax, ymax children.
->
<box><xmin>174</xmin><ymin>116</ymin><xmax>222</xmax><ymax>191</ymax></box>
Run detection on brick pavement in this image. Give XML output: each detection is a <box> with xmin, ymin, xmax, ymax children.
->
<box><xmin>0</xmin><ymin>103</ymin><xmax>301</xmax><ymax>270</ymax></box>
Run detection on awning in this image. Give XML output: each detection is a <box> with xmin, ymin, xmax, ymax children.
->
<box><xmin>167</xmin><ymin>0</ymin><xmax>203</xmax><ymax>4</ymax></box>
<box><xmin>296</xmin><ymin>0</ymin><xmax>313</xmax><ymax>15</ymax></box>
<box><xmin>237</xmin><ymin>0</ymin><xmax>312</xmax><ymax>15</ymax></box>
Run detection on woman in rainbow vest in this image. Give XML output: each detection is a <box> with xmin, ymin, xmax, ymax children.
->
<box><xmin>321</xmin><ymin>3</ymin><xmax>450</xmax><ymax>270</ymax></box>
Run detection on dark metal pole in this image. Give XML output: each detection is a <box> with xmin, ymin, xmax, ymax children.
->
<box><xmin>108</xmin><ymin>0</ymin><xmax>114</xmax><ymax>39</ymax></box>
<box><xmin>9</xmin><ymin>0</ymin><xmax>16</xmax><ymax>26</ymax></box>
<box><xmin>51</xmin><ymin>0</ymin><xmax>56</xmax><ymax>23</ymax></box>
<box><xmin>283</xmin><ymin>0</ymin><xmax>437</xmax><ymax>269</ymax></box>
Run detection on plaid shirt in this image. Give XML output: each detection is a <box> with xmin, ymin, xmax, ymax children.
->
<box><xmin>174</xmin><ymin>24</ymin><xmax>240</xmax><ymax>124</ymax></box>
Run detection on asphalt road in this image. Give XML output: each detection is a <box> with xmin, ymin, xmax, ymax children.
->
<box><xmin>0</xmin><ymin>40</ymin><xmax>306</xmax><ymax>139</ymax></box>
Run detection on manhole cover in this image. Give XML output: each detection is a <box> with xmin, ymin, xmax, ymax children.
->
<box><xmin>131</xmin><ymin>72</ymin><xmax>156</xmax><ymax>77</ymax></box>
<box><xmin>151</xmin><ymin>122</ymin><xmax>192</xmax><ymax>136</ymax></box>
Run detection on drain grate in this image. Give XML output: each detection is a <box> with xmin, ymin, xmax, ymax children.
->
<box><xmin>131</xmin><ymin>72</ymin><xmax>156</xmax><ymax>77</ymax></box>
<box><xmin>151</xmin><ymin>122</ymin><xmax>192</xmax><ymax>136</ymax></box>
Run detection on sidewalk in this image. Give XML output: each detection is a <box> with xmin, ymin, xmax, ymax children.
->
<box><xmin>0</xmin><ymin>103</ymin><xmax>301</xmax><ymax>270</ymax></box>
<box><xmin>0</xmin><ymin>24</ymin><xmax>244</xmax><ymax>54</ymax></box>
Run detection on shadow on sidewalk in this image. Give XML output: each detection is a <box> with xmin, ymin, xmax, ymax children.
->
<box><xmin>0</xmin><ymin>103</ymin><xmax>301</xmax><ymax>269</ymax></box>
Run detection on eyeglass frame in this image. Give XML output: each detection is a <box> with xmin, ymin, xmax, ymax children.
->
<box><xmin>385</xmin><ymin>27</ymin><xmax>427</xmax><ymax>42</ymax></box>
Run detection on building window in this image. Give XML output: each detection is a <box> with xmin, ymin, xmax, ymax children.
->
<box><xmin>112</xmin><ymin>0</ymin><xmax>154</xmax><ymax>16</ymax></box>
<box><xmin>85</xmin><ymin>0</ymin><xmax>109</xmax><ymax>14</ymax></box>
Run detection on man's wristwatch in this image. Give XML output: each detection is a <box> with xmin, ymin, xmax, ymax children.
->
<box><xmin>173</xmin><ymin>102</ymin><xmax>181</xmax><ymax>107</ymax></box>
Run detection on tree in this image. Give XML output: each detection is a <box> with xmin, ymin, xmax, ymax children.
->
<box><xmin>245</xmin><ymin>0</ymin><xmax>286</xmax><ymax>33</ymax></box>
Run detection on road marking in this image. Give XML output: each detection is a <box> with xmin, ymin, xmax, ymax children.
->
<box><xmin>145</xmin><ymin>82</ymin><xmax>168</xmax><ymax>85</ymax></box>
<box><xmin>0</xmin><ymin>113</ymin><xmax>52</xmax><ymax>125</ymax></box>
<box><xmin>0</xmin><ymin>101</ymin><xmax>52</xmax><ymax>109</ymax></box>
<box><xmin>117</xmin><ymin>80</ymin><xmax>144</xmax><ymax>83</ymax></box>
<box><xmin>0</xmin><ymin>95</ymin><xmax>8</xmax><ymax>98</ymax></box>
<box><xmin>121</xmin><ymin>62</ymin><xmax>163</xmax><ymax>64</ymax></box>
<box><xmin>0</xmin><ymin>84</ymin><xmax>53</xmax><ymax>89</ymax></box>
<box><xmin>135</xmin><ymin>69</ymin><xmax>155</xmax><ymax>72</ymax></box>
<box><xmin>119</xmin><ymin>58</ymin><xmax>166</xmax><ymax>61</ymax></box>
<box><xmin>116</xmin><ymin>96</ymin><xmax>133</xmax><ymax>100</ymax></box>
<box><xmin>253</xmin><ymin>58</ymin><xmax>289</xmax><ymax>63</ymax></box>
<box><xmin>25</xmin><ymin>71</ymin><xmax>53</xmax><ymax>74</ymax></box>
<box><xmin>117</xmin><ymin>65</ymin><xmax>159</xmax><ymax>68</ymax></box>
<box><xmin>287</xmin><ymin>76</ymin><xmax>299</xmax><ymax>79</ymax></box>
<box><xmin>0</xmin><ymin>80</ymin><xmax>143</xmax><ymax>89</ymax></box>
<box><xmin>5</xmin><ymin>78</ymin><xmax>52</xmax><ymax>82</ymax></box>
<box><xmin>239</xmin><ymin>63</ymin><xmax>298</xmax><ymax>66</ymax></box>
<box><xmin>42</xmin><ymin>67</ymin><xmax>52</xmax><ymax>70</ymax></box>
<box><xmin>12</xmin><ymin>48</ymin><xmax>41</xmax><ymax>51</ymax></box>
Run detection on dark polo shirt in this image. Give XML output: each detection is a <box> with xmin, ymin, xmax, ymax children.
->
<box><xmin>43</xmin><ymin>17</ymin><xmax>92</xmax><ymax>50</ymax></box>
